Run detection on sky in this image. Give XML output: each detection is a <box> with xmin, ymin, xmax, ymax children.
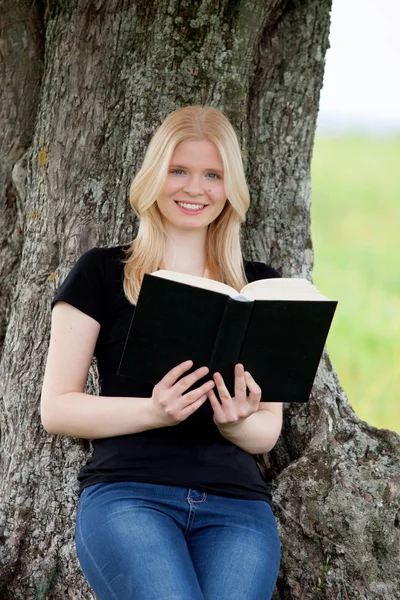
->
<box><xmin>316</xmin><ymin>0</ymin><xmax>400</xmax><ymax>133</ymax></box>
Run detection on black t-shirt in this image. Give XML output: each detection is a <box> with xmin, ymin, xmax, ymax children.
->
<box><xmin>51</xmin><ymin>245</ymin><xmax>281</xmax><ymax>503</ymax></box>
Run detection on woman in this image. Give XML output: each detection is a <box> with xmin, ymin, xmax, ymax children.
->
<box><xmin>41</xmin><ymin>105</ymin><xmax>283</xmax><ymax>600</ymax></box>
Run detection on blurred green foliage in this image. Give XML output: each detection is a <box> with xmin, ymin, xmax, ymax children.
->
<box><xmin>311</xmin><ymin>135</ymin><xmax>400</xmax><ymax>433</ymax></box>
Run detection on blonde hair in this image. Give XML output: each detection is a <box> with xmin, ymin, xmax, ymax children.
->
<box><xmin>121</xmin><ymin>105</ymin><xmax>251</xmax><ymax>304</ymax></box>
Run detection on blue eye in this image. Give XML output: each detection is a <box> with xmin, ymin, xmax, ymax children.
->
<box><xmin>170</xmin><ymin>169</ymin><xmax>220</xmax><ymax>179</ymax></box>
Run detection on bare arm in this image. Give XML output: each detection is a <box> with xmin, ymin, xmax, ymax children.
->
<box><xmin>41</xmin><ymin>391</ymin><xmax>164</xmax><ymax>439</ymax></box>
<box><xmin>40</xmin><ymin>302</ymin><xmax>214</xmax><ymax>438</ymax></box>
<box><xmin>204</xmin><ymin>364</ymin><xmax>283</xmax><ymax>454</ymax></box>
<box><xmin>40</xmin><ymin>302</ymin><xmax>162</xmax><ymax>438</ymax></box>
<box><xmin>216</xmin><ymin>398</ymin><xmax>283</xmax><ymax>454</ymax></box>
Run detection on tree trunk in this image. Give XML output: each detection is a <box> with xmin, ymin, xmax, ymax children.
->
<box><xmin>1</xmin><ymin>0</ymin><xmax>399</xmax><ymax>598</ymax></box>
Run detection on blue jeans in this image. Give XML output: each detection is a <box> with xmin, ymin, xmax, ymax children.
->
<box><xmin>75</xmin><ymin>481</ymin><xmax>281</xmax><ymax>600</ymax></box>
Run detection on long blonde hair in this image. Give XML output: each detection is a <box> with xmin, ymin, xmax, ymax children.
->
<box><xmin>121</xmin><ymin>105</ymin><xmax>251</xmax><ymax>305</ymax></box>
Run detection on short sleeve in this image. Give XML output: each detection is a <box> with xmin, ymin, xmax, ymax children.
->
<box><xmin>51</xmin><ymin>248</ymin><xmax>106</xmax><ymax>324</ymax></box>
<box><xmin>245</xmin><ymin>260</ymin><xmax>282</xmax><ymax>282</ymax></box>
<box><xmin>263</xmin><ymin>263</ymin><xmax>282</xmax><ymax>279</ymax></box>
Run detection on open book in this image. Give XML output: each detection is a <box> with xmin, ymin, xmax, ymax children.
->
<box><xmin>117</xmin><ymin>270</ymin><xmax>338</xmax><ymax>403</ymax></box>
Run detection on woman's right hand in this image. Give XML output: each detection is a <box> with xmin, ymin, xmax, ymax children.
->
<box><xmin>150</xmin><ymin>360</ymin><xmax>216</xmax><ymax>427</ymax></box>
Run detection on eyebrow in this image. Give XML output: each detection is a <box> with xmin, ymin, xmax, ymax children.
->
<box><xmin>170</xmin><ymin>164</ymin><xmax>224</xmax><ymax>175</ymax></box>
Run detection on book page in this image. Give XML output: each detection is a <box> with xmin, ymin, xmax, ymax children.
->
<box><xmin>240</xmin><ymin>278</ymin><xmax>333</xmax><ymax>301</ymax></box>
<box><xmin>150</xmin><ymin>270</ymin><xmax>240</xmax><ymax>297</ymax></box>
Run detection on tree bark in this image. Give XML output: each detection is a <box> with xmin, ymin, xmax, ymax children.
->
<box><xmin>0</xmin><ymin>0</ymin><xmax>399</xmax><ymax>598</ymax></box>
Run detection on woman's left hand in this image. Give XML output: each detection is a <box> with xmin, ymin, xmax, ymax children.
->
<box><xmin>207</xmin><ymin>363</ymin><xmax>262</xmax><ymax>431</ymax></box>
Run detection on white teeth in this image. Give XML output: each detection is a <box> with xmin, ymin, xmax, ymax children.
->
<box><xmin>177</xmin><ymin>202</ymin><xmax>206</xmax><ymax>210</ymax></box>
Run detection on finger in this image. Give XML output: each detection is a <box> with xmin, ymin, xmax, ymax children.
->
<box><xmin>159</xmin><ymin>360</ymin><xmax>207</xmax><ymax>389</ymax></box>
<box><xmin>177</xmin><ymin>365</ymin><xmax>210</xmax><ymax>393</ymax></box>
<box><xmin>162</xmin><ymin>360</ymin><xmax>194</xmax><ymax>387</ymax></box>
<box><xmin>234</xmin><ymin>363</ymin><xmax>247</xmax><ymax>400</ymax></box>
<box><xmin>207</xmin><ymin>389</ymin><xmax>224</xmax><ymax>419</ymax></box>
<box><xmin>183</xmin><ymin>379</ymin><xmax>215</xmax><ymax>404</ymax></box>
<box><xmin>213</xmin><ymin>372</ymin><xmax>231</xmax><ymax>401</ymax></box>
<box><xmin>180</xmin><ymin>393</ymin><xmax>209</xmax><ymax>419</ymax></box>
<box><xmin>244</xmin><ymin>371</ymin><xmax>262</xmax><ymax>400</ymax></box>
<box><xmin>207</xmin><ymin>387</ymin><xmax>221</xmax><ymax>405</ymax></box>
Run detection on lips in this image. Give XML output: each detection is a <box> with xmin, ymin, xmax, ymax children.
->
<box><xmin>174</xmin><ymin>201</ymin><xmax>208</xmax><ymax>207</ymax></box>
<box><xmin>174</xmin><ymin>201</ymin><xmax>208</xmax><ymax>215</ymax></box>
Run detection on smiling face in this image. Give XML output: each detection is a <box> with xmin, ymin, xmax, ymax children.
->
<box><xmin>156</xmin><ymin>138</ymin><xmax>228</xmax><ymax>233</ymax></box>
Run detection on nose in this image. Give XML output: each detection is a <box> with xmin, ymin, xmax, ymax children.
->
<box><xmin>182</xmin><ymin>175</ymin><xmax>204</xmax><ymax>196</ymax></box>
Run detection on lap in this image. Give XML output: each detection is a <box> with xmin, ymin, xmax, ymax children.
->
<box><xmin>75</xmin><ymin>482</ymin><xmax>204</xmax><ymax>600</ymax></box>
<box><xmin>187</xmin><ymin>496</ymin><xmax>281</xmax><ymax>600</ymax></box>
<box><xmin>75</xmin><ymin>481</ymin><xmax>280</xmax><ymax>600</ymax></box>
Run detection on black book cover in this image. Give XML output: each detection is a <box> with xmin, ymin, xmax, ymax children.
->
<box><xmin>117</xmin><ymin>274</ymin><xmax>338</xmax><ymax>403</ymax></box>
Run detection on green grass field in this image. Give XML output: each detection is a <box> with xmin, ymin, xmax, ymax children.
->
<box><xmin>310</xmin><ymin>135</ymin><xmax>400</xmax><ymax>433</ymax></box>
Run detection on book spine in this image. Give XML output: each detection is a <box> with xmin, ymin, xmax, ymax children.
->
<box><xmin>209</xmin><ymin>297</ymin><xmax>254</xmax><ymax>398</ymax></box>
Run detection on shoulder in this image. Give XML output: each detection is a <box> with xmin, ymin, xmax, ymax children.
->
<box><xmin>65</xmin><ymin>246</ymin><xmax>112</xmax><ymax>281</ymax></box>
<box><xmin>51</xmin><ymin>245</ymin><xmax>129</xmax><ymax>320</ymax></box>
<box><xmin>244</xmin><ymin>260</ymin><xmax>282</xmax><ymax>282</ymax></box>
<box><xmin>80</xmin><ymin>244</ymin><xmax>128</xmax><ymax>269</ymax></box>
<box><xmin>75</xmin><ymin>246</ymin><xmax>104</xmax><ymax>262</ymax></box>
<box><xmin>95</xmin><ymin>244</ymin><xmax>129</xmax><ymax>260</ymax></box>
<box><xmin>54</xmin><ymin>244</ymin><xmax>128</xmax><ymax>292</ymax></box>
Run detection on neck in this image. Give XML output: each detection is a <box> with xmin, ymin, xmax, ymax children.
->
<box><xmin>161</xmin><ymin>224</ymin><xmax>208</xmax><ymax>276</ymax></box>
